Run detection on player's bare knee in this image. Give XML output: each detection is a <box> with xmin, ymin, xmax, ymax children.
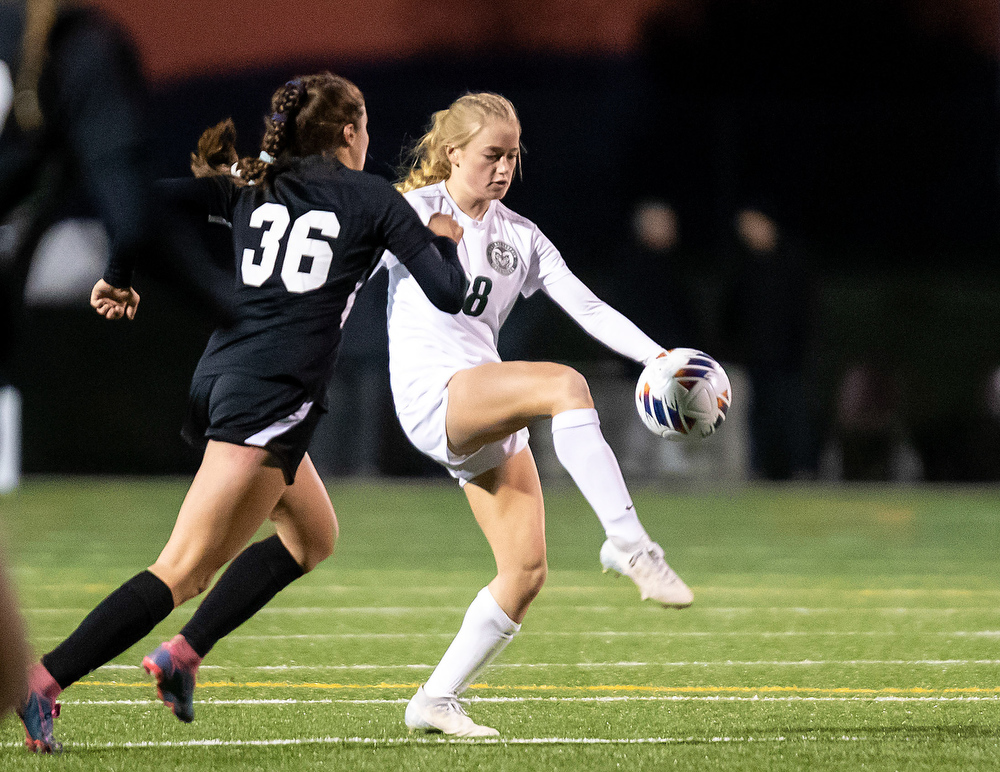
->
<box><xmin>299</xmin><ymin>536</ymin><xmax>334</xmax><ymax>572</ymax></box>
<box><xmin>151</xmin><ymin>553</ymin><xmax>222</xmax><ymax>602</ymax></box>
<box><xmin>298</xmin><ymin>517</ymin><xmax>338</xmax><ymax>572</ymax></box>
<box><xmin>550</xmin><ymin>365</ymin><xmax>593</xmax><ymax>412</ymax></box>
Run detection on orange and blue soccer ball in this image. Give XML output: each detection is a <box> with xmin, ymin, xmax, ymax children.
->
<box><xmin>635</xmin><ymin>348</ymin><xmax>732</xmax><ymax>440</ymax></box>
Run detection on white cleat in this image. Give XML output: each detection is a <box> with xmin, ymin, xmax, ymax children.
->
<box><xmin>404</xmin><ymin>686</ymin><xmax>499</xmax><ymax>737</ymax></box>
<box><xmin>600</xmin><ymin>535</ymin><xmax>694</xmax><ymax>608</ymax></box>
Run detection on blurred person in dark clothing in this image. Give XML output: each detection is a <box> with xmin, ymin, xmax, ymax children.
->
<box><xmin>0</xmin><ymin>0</ymin><xmax>235</xmax><ymax>365</ymax></box>
<box><xmin>602</xmin><ymin>199</ymin><xmax>702</xmax><ymax>370</ymax></box>
<box><xmin>719</xmin><ymin>207</ymin><xmax>818</xmax><ymax>479</ymax></box>
<box><xmin>0</xmin><ymin>0</ymin><xmax>232</xmax><ymax>726</ymax></box>
<box><xmin>624</xmin><ymin>1</ymin><xmax>754</xmax><ymax>359</ymax></box>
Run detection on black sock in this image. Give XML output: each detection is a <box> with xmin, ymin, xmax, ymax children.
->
<box><xmin>180</xmin><ymin>534</ymin><xmax>304</xmax><ymax>658</ymax></box>
<box><xmin>42</xmin><ymin>570</ymin><xmax>174</xmax><ymax>689</ymax></box>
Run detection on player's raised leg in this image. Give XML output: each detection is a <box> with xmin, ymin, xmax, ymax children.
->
<box><xmin>448</xmin><ymin>361</ymin><xmax>692</xmax><ymax>608</ymax></box>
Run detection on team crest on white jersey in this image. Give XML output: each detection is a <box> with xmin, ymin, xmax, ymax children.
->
<box><xmin>486</xmin><ymin>241</ymin><xmax>519</xmax><ymax>276</ymax></box>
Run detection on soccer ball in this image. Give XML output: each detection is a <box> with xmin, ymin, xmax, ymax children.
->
<box><xmin>635</xmin><ymin>348</ymin><xmax>732</xmax><ymax>440</ymax></box>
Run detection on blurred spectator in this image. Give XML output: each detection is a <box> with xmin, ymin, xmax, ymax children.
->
<box><xmin>0</xmin><ymin>0</ymin><xmax>234</xmax><ymax>720</ymax></box>
<box><xmin>966</xmin><ymin>367</ymin><xmax>1000</xmax><ymax>481</ymax></box>
<box><xmin>633</xmin><ymin>199</ymin><xmax>679</xmax><ymax>255</ymax></box>
<box><xmin>609</xmin><ymin>199</ymin><xmax>700</xmax><ymax>354</ymax></box>
<box><xmin>624</xmin><ymin>1</ymin><xmax>766</xmax><ymax>358</ymax></box>
<box><xmin>629</xmin><ymin>0</ymin><xmax>730</xmax><ymax>261</ymax></box>
<box><xmin>1</xmin><ymin>0</ymin><xmax>236</xmax><ymax>481</ymax></box>
<box><xmin>913</xmin><ymin>365</ymin><xmax>1000</xmax><ymax>482</ymax></box>
<box><xmin>828</xmin><ymin>362</ymin><xmax>922</xmax><ymax>482</ymax></box>
<box><xmin>1</xmin><ymin>0</ymin><xmax>234</xmax><ymax>381</ymax></box>
<box><xmin>718</xmin><ymin>207</ymin><xmax>819</xmax><ymax>480</ymax></box>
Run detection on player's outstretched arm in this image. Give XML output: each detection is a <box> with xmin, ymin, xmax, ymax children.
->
<box><xmin>545</xmin><ymin>271</ymin><xmax>663</xmax><ymax>364</ymax></box>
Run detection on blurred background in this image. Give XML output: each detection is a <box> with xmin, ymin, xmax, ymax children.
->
<box><xmin>5</xmin><ymin>0</ymin><xmax>1000</xmax><ymax>486</ymax></box>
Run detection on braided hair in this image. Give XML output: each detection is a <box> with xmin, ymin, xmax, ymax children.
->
<box><xmin>190</xmin><ymin>118</ymin><xmax>238</xmax><ymax>177</ymax></box>
<box><xmin>191</xmin><ymin>72</ymin><xmax>365</xmax><ymax>187</ymax></box>
<box><xmin>397</xmin><ymin>92</ymin><xmax>521</xmax><ymax>194</ymax></box>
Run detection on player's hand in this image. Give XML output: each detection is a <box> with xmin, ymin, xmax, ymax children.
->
<box><xmin>428</xmin><ymin>213</ymin><xmax>464</xmax><ymax>243</ymax></box>
<box><xmin>90</xmin><ymin>279</ymin><xmax>140</xmax><ymax>321</ymax></box>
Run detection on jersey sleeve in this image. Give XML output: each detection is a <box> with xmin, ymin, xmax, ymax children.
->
<box><xmin>373</xmin><ymin>180</ymin><xmax>435</xmax><ymax>264</ymax></box>
<box><xmin>399</xmin><ymin>236</ymin><xmax>468</xmax><ymax>313</ymax></box>
<box><xmin>543</xmin><ymin>269</ymin><xmax>665</xmax><ymax>365</ymax></box>
<box><xmin>520</xmin><ymin>225</ymin><xmax>572</xmax><ymax>298</ymax></box>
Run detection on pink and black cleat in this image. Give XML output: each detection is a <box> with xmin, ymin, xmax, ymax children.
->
<box><xmin>142</xmin><ymin>634</ymin><xmax>201</xmax><ymax>723</ymax></box>
<box><xmin>17</xmin><ymin>664</ymin><xmax>63</xmax><ymax>754</ymax></box>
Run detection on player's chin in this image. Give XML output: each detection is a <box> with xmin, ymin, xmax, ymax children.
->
<box><xmin>488</xmin><ymin>182</ymin><xmax>511</xmax><ymax>199</ymax></box>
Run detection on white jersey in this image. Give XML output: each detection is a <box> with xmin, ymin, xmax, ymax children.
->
<box><xmin>385</xmin><ymin>181</ymin><xmax>663</xmax><ymax>416</ymax></box>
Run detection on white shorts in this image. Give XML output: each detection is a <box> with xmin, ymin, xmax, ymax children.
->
<box><xmin>395</xmin><ymin>369</ymin><xmax>530</xmax><ymax>486</ymax></box>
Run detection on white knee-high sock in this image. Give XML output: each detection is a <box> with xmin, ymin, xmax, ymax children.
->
<box><xmin>551</xmin><ymin>407</ymin><xmax>647</xmax><ymax>545</ymax></box>
<box><xmin>423</xmin><ymin>586</ymin><xmax>520</xmax><ymax>699</ymax></box>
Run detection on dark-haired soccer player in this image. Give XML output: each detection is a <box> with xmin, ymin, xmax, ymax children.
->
<box><xmin>18</xmin><ymin>71</ymin><xmax>467</xmax><ymax>753</ymax></box>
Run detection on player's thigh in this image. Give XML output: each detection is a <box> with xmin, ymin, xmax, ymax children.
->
<box><xmin>270</xmin><ymin>453</ymin><xmax>338</xmax><ymax>570</ymax></box>
<box><xmin>154</xmin><ymin>441</ymin><xmax>288</xmax><ymax>582</ymax></box>
<box><xmin>446</xmin><ymin>361</ymin><xmax>593</xmax><ymax>452</ymax></box>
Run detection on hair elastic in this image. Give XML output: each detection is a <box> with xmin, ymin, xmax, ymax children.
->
<box><xmin>259</xmin><ymin>151</ymin><xmax>274</xmax><ymax>163</ymax></box>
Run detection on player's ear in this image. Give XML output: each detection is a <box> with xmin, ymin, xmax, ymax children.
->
<box><xmin>446</xmin><ymin>145</ymin><xmax>460</xmax><ymax>167</ymax></box>
<box><xmin>343</xmin><ymin>123</ymin><xmax>357</xmax><ymax>147</ymax></box>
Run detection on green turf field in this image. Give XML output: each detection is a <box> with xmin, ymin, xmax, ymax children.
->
<box><xmin>1</xmin><ymin>477</ymin><xmax>999</xmax><ymax>770</ymax></box>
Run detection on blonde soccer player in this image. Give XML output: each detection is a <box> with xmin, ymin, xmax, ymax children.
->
<box><xmin>383</xmin><ymin>92</ymin><xmax>693</xmax><ymax>737</ymax></box>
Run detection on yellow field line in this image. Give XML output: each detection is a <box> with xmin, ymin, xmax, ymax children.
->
<box><xmin>77</xmin><ymin>681</ymin><xmax>1000</xmax><ymax>695</ymax></box>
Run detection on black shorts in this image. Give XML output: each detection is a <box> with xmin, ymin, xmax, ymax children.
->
<box><xmin>181</xmin><ymin>373</ymin><xmax>326</xmax><ymax>484</ymax></box>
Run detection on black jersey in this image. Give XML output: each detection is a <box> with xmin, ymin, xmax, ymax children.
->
<box><xmin>162</xmin><ymin>155</ymin><xmax>435</xmax><ymax>399</ymax></box>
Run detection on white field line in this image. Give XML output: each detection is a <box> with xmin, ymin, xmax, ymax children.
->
<box><xmin>93</xmin><ymin>659</ymin><xmax>1000</xmax><ymax>671</ymax></box>
<box><xmin>32</xmin><ymin>584</ymin><xmax>1000</xmax><ymax>596</ymax></box>
<box><xmin>0</xmin><ymin>733</ymin><xmax>974</xmax><ymax>750</ymax></box>
<box><xmin>22</xmin><ymin>607</ymin><xmax>473</xmax><ymax>615</ymax></box>
<box><xmin>21</xmin><ymin>606</ymin><xmax>1000</xmax><ymax>614</ymax></box>
<box><xmin>224</xmin><ymin>629</ymin><xmax>1000</xmax><ymax>638</ymax></box>
<box><xmin>58</xmin><ymin>695</ymin><xmax>1000</xmax><ymax>708</ymax></box>
<box><xmin>30</xmin><ymin>630</ymin><xmax>1000</xmax><ymax>642</ymax></box>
